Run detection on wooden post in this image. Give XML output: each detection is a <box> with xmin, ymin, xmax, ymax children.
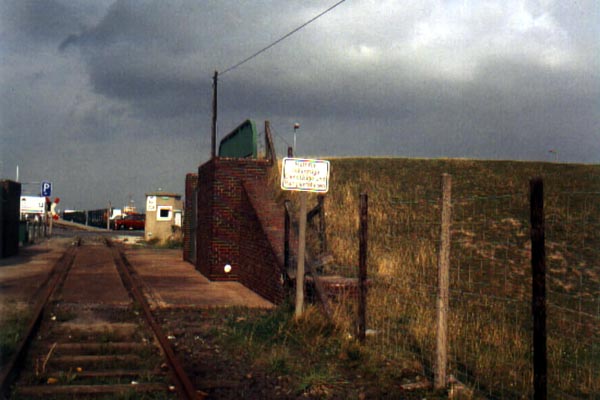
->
<box><xmin>47</xmin><ymin>199</ymin><xmax>53</xmax><ymax>237</ymax></box>
<box><xmin>295</xmin><ymin>192</ymin><xmax>308</xmax><ymax>318</ymax></box>
<box><xmin>530</xmin><ymin>177</ymin><xmax>547</xmax><ymax>400</ymax></box>
<box><xmin>48</xmin><ymin>212</ymin><xmax>52</xmax><ymax>236</ymax></box>
<box><xmin>435</xmin><ymin>173</ymin><xmax>452</xmax><ymax>390</ymax></box>
<box><xmin>317</xmin><ymin>195</ymin><xmax>327</xmax><ymax>253</ymax></box>
<box><xmin>358</xmin><ymin>193</ymin><xmax>368</xmax><ymax>342</ymax></box>
<box><xmin>264</xmin><ymin>120</ymin><xmax>276</xmax><ymax>163</ymax></box>
<box><xmin>284</xmin><ymin>200</ymin><xmax>291</xmax><ymax>275</ymax></box>
<box><xmin>211</xmin><ymin>70</ymin><xmax>218</xmax><ymax>159</ymax></box>
<box><xmin>106</xmin><ymin>201</ymin><xmax>111</xmax><ymax>230</ymax></box>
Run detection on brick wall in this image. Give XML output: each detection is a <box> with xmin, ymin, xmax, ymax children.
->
<box><xmin>196</xmin><ymin>160</ymin><xmax>215</xmax><ymax>277</ymax></box>
<box><xmin>192</xmin><ymin>157</ymin><xmax>286</xmax><ymax>303</ymax></box>
<box><xmin>239</xmin><ymin>185</ymin><xmax>286</xmax><ymax>303</ymax></box>
<box><xmin>183</xmin><ymin>173</ymin><xmax>198</xmax><ymax>262</ymax></box>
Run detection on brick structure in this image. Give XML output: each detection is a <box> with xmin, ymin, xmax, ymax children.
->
<box><xmin>186</xmin><ymin>157</ymin><xmax>286</xmax><ymax>304</ymax></box>
<box><xmin>239</xmin><ymin>182</ymin><xmax>286</xmax><ymax>303</ymax></box>
<box><xmin>183</xmin><ymin>173</ymin><xmax>198</xmax><ymax>263</ymax></box>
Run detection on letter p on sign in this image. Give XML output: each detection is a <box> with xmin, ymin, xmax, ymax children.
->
<box><xmin>41</xmin><ymin>181</ymin><xmax>52</xmax><ymax>197</ymax></box>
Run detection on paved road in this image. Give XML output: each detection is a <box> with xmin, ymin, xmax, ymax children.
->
<box><xmin>53</xmin><ymin>227</ymin><xmax>143</xmax><ymax>240</ymax></box>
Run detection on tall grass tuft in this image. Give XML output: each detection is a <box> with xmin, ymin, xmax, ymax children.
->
<box><xmin>0</xmin><ymin>303</ymin><xmax>31</xmax><ymax>368</ymax></box>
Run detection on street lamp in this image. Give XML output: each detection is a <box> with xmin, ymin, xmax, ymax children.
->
<box><xmin>293</xmin><ymin>123</ymin><xmax>300</xmax><ymax>155</ymax></box>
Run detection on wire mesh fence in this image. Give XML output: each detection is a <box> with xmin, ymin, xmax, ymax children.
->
<box><xmin>545</xmin><ymin>191</ymin><xmax>600</xmax><ymax>398</ymax></box>
<box><xmin>448</xmin><ymin>192</ymin><xmax>531</xmax><ymax>398</ymax></box>
<box><xmin>308</xmin><ymin>172</ymin><xmax>599</xmax><ymax>398</ymax></box>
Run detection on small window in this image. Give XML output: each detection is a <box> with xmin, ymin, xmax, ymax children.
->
<box><xmin>157</xmin><ymin>206</ymin><xmax>172</xmax><ymax>221</ymax></box>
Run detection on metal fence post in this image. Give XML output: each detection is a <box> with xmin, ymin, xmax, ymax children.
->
<box><xmin>435</xmin><ymin>173</ymin><xmax>452</xmax><ymax>389</ymax></box>
<box><xmin>530</xmin><ymin>177</ymin><xmax>547</xmax><ymax>400</ymax></box>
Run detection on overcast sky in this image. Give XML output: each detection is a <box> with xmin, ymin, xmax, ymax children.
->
<box><xmin>1</xmin><ymin>0</ymin><xmax>599</xmax><ymax>210</ymax></box>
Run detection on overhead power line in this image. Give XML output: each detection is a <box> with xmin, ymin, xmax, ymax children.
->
<box><xmin>220</xmin><ymin>0</ymin><xmax>347</xmax><ymax>77</ymax></box>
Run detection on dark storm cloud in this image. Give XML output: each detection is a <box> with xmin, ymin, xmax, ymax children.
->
<box><xmin>56</xmin><ymin>0</ymin><xmax>218</xmax><ymax>119</ymax></box>
<box><xmin>0</xmin><ymin>0</ymin><xmax>80</xmax><ymax>44</ymax></box>
<box><xmin>218</xmin><ymin>55</ymin><xmax>599</xmax><ymax>130</ymax></box>
<box><xmin>60</xmin><ymin>0</ymin><xmax>199</xmax><ymax>52</ymax></box>
<box><xmin>52</xmin><ymin>0</ymin><xmax>599</xmax><ymax>151</ymax></box>
<box><xmin>2</xmin><ymin>0</ymin><xmax>599</xmax><ymax>210</ymax></box>
<box><xmin>83</xmin><ymin>65</ymin><xmax>209</xmax><ymax>117</ymax></box>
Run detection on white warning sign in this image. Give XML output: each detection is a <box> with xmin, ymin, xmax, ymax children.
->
<box><xmin>281</xmin><ymin>158</ymin><xmax>330</xmax><ymax>193</ymax></box>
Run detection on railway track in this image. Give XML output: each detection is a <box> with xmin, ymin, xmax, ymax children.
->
<box><xmin>0</xmin><ymin>237</ymin><xmax>204</xmax><ymax>399</ymax></box>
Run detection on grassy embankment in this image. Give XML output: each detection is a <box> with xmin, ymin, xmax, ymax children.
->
<box><xmin>270</xmin><ymin>157</ymin><xmax>599</xmax><ymax>397</ymax></box>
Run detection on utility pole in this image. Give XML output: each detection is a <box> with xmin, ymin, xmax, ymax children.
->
<box><xmin>211</xmin><ymin>70</ymin><xmax>218</xmax><ymax>159</ymax></box>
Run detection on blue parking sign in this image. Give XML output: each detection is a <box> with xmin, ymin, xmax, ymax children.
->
<box><xmin>41</xmin><ymin>181</ymin><xmax>52</xmax><ymax>197</ymax></box>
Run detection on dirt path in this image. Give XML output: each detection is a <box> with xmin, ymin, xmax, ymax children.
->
<box><xmin>60</xmin><ymin>242</ymin><xmax>130</xmax><ymax>305</ymax></box>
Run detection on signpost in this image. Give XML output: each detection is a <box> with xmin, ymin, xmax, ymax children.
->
<box><xmin>41</xmin><ymin>181</ymin><xmax>52</xmax><ymax>197</ymax></box>
<box><xmin>281</xmin><ymin>158</ymin><xmax>330</xmax><ymax>318</ymax></box>
<box><xmin>281</xmin><ymin>158</ymin><xmax>330</xmax><ymax>193</ymax></box>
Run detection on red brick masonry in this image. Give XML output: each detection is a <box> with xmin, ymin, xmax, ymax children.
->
<box><xmin>184</xmin><ymin>158</ymin><xmax>285</xmax><ymax>304</ymax></box>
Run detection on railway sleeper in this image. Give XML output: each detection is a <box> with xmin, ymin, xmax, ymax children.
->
<box><xmin>14</xmin><ymin>382</ymin><xmax>172</xmax><ymax>397</ymax></box>
<box><xmin>48</xmin><ymin>342</ymin><xmax>151</xmax><ymax>355</ymax></box>
<box><xmin>44</xmin><ymin>354</ymin><xmax>145</xmax><ymax>368</ymax></box>
<box><xmin>51</xmin><ymin>323</ymin><xmax>140</xmax><ymax>341</ymax></box>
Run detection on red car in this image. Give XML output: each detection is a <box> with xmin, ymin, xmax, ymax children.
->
<box><xmin>114</xmin><ymin>214</ymin><xmax>145</xmax><ymax>230</ymax></box>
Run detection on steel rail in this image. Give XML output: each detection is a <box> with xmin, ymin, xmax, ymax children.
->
<box><xmin>106</xmin><ymin>239</ymin><xmax>205</xmax><ymax>400</ymax></box>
